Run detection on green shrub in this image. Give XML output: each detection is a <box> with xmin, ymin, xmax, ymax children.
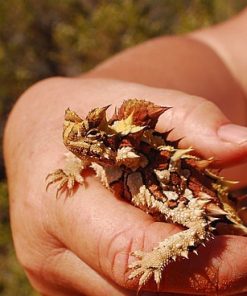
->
<box><xmin>1</xmin><ymin>0</ymin><xmax>246</xmax><ymax>294</ymax></box>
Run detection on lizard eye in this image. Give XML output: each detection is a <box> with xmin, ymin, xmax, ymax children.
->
<box><xmin>87</xmin><ymin>129</ymin><xmax>100</xmax><ymax>137</ymax></box>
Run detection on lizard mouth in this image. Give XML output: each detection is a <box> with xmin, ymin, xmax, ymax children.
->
<box><xmin>66</xmin><ymin>139</ymin><xmax>116</xmax><ymax>165</ymax></box>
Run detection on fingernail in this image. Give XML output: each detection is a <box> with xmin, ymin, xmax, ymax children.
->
<box><xmin>218</xmin><ymin>123</ymin><xmax>247</xmax><ymax>144</ymax></box>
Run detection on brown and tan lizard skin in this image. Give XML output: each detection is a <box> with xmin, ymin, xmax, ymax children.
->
<box><xmin>46</xmin><ymin>99</ymin><xmax>247</xmax><ymax>290</ymax></box>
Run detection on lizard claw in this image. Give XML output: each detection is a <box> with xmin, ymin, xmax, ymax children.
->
<box><xmin>128</xmin><ymin>249</ymin><xmax>164</xmax><ymax>290</ymax></box>
<box><xmin>46</xmin><ymin>152</ymin><xmax>85</xmax><ymax>197</ymax></box>
<box><xmin>46</xmin><ymin>169</ymin><xmax>84</xmax><ymax>198</ymax></box>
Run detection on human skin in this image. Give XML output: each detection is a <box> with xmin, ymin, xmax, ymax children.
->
<box><xmin>4</xmin><ymin>9</ymin><xmax>247</xmax><ymax>296</ymax></box>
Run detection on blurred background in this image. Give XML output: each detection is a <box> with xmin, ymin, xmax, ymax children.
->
<box><xmin>1</xmin><ymin>0</ymin><xmax>247</xmax><ymax>294</ymax></box>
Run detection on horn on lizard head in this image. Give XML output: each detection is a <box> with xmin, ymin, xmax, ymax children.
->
<box><xmin>86</xmin><ymin>105</ymin><xmax>111</xmax><ymax>128</ymax></box>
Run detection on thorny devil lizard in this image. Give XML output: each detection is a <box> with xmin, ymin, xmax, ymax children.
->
<box><xmin>46</xmin><ymin>99</ymin><xmax>247</xmax><ymax>290</ymax></box>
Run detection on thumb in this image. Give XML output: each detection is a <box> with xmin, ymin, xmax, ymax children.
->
<box><xmin>157</xmin><ymin>95</ymin><xmax>247</xmax><ymax>168</ymax></box>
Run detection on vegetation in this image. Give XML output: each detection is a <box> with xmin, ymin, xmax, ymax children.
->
<box><xmin>1</xmin><ymin>0</ymin><xmax>247</xmax><ymax>294</ymax></box>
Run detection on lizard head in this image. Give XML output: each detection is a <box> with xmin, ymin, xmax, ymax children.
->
<box><xmin>62</xmin><ymin>99</ymin><xmax>170</xmax><ymax>167</ymax></box>
<box><xmin>63</xmin><ymin>106</ymin><xmax>117</xmax><ymax>165</ymax></box>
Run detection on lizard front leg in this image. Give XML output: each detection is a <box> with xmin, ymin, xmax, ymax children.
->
<box><xmin>46</xmin><ymin>152</ymin><xmax>87</xmax><ymax>197</ymax></box>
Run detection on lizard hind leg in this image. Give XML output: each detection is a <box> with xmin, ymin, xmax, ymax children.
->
<box><xmin>128</xmin><ymin>222</ymin><xmax>209</xmax><ymax>290</ymax></box>
<box><xmin>46</xmin><ymin>152</ymin><xmax>86</xmax><ymax>197</ymax></box>
<box><xmin>129</xmin><ymin>187</ymin><xmax>211</xmax><ymax>290</ymax></box>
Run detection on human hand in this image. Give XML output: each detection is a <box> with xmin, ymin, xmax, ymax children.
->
<box><xmin>4</xmin><ymin>78</ymin><xmax>247</xmax><ymax>295</ymax></box>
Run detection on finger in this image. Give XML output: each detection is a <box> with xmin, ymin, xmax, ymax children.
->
<box><xmin>27</xmin><ymin>244</ymin><xmax>171</xmax><ymax>296</ymax></box>
<box><xmin>151</xmin><ymin>94</ymin><xmax>247</xmax><ymax>168</ymax></box>
<box><xmin>26</xmin><ymin>248</ymin><xmax>136</xmax><ymax>296</ymax></box>
<box><xmin>153</xmin><ymin>94</ymin><xmax>247</xmax><ymax>187</ymax></box>
<box><xmin>45</xmin><ymin>175</ymin><xmax>247</xmax><ymax>295</ymax></box>
<box><xmin>11</xmin><ymin>77</ymin><xmax>247</xmax><ymax>169</ymax></box>
<box><xmin>45</xmin><ymin>174</ymin><xmax>180</xmax><ymax>290</ymax></box>
<box><xmin>16</xmin><ymin>77</ymin><xmax>247</xmax><ymax>168</ymax></box>
<box><xmin>159</xmin><ymin>235</ymin><xmax>247</xmax><ymax>295</ymax></box>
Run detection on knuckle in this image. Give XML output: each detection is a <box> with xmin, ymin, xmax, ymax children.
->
<box><xmin>100</xmin><ymin>220</ymin><xmax>157</xmax><ymax>289</ymax></box>
<box><xmin>98</xmin><ymin>226</ymin><xmax>143</xmax><ymax>288</ymax></box>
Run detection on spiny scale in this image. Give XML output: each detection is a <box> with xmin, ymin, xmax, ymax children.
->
<box><xmin>46</xmin><ymin>98</ymin><xmax>247</xmax><ymax>292</ymax></box>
